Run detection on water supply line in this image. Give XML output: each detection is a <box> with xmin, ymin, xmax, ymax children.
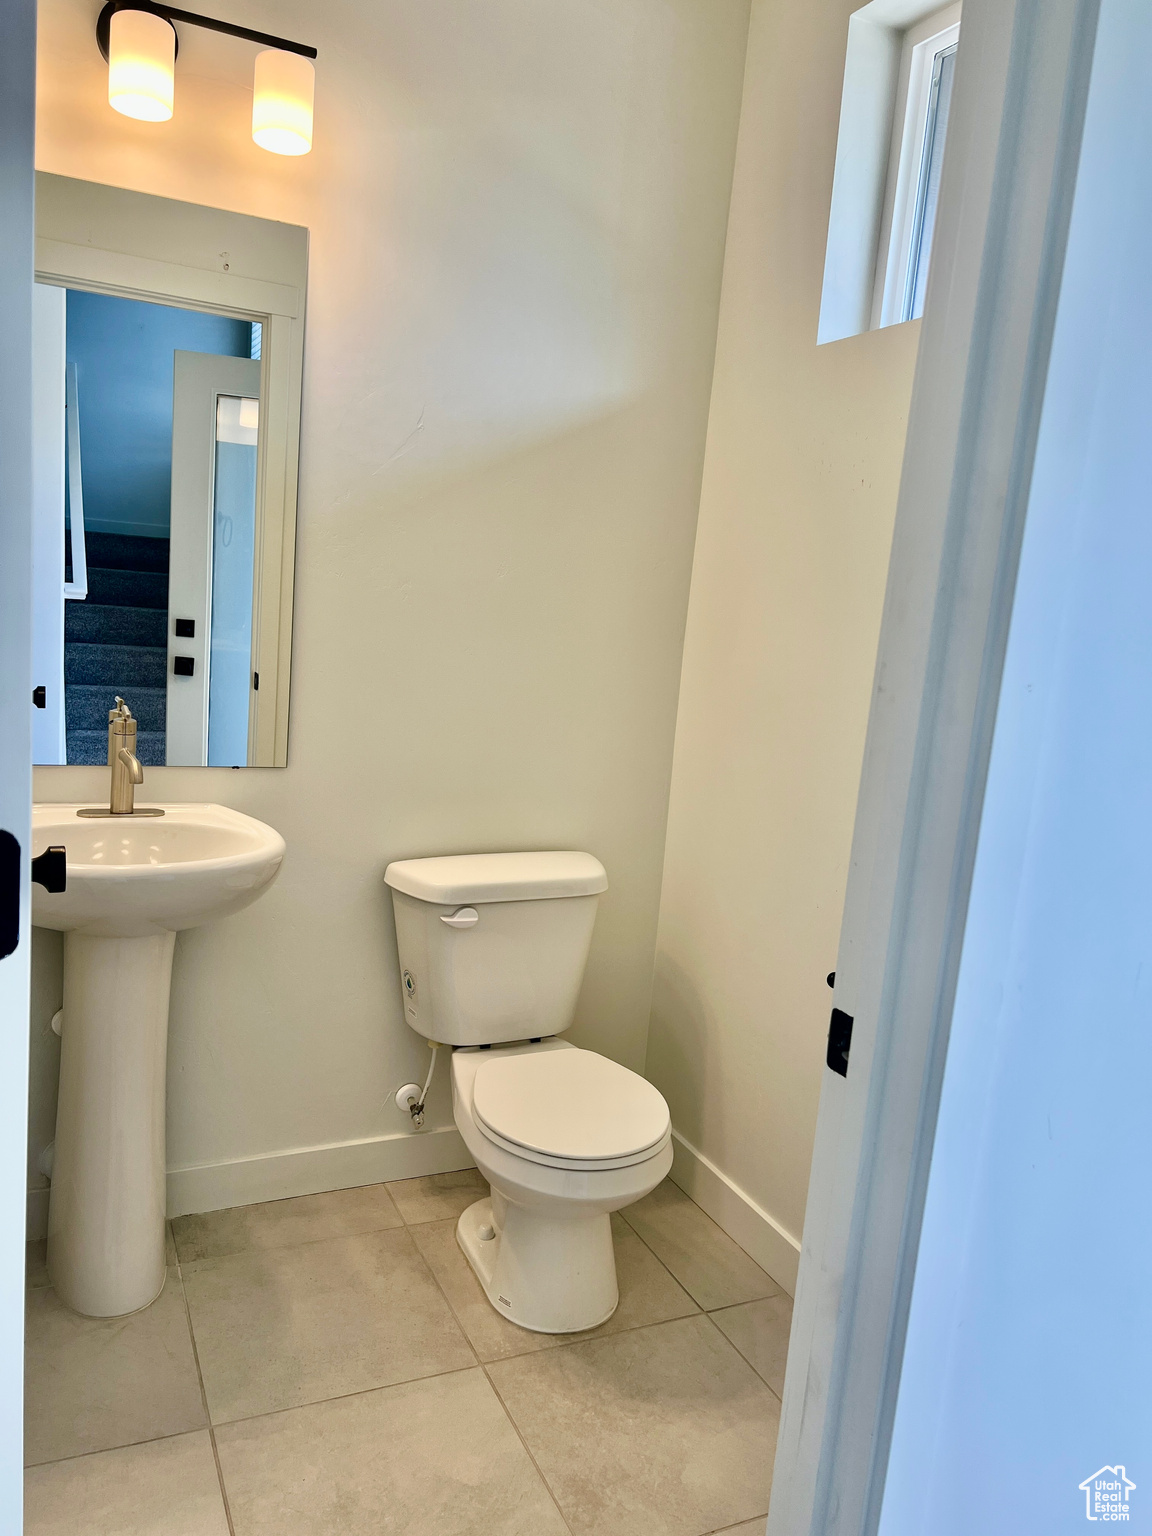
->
<box><xmin>407</xmin><ymin>1041</ymin><xmax>439</xmax><ymax>1129</ymax></box>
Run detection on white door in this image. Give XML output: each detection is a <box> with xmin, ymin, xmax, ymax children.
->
<box><xmin>768</xmin><ymin>0</ymin><xmax>1116</xmax><ymax>1532</ymax></box>
<box><xmin>0</xmin><ymin>0</ymin><xmax>38</xmax><ymax>1523</ymax></box>
<box><xmin>167</xmin><ymin>351</ymin><xmax>260</xmax><ymax>766</ymax></box>
<box><xmin>878</xmin><ymin>0</ymin><xmax>1152</xmax><ymax>1527</ymax></box>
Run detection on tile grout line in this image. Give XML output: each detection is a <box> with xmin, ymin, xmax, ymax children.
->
<box><xmin>395</xmin><ymin>1189</ymin><xmax>783</xmax><ymax>1378</ymax></box>
<box><xmin>616</xmin><ymin>1208</ymin><xmax>719</xmax><ymax>1311</ymax></box>
<box><xmin>396</xmin><ymin>1186</ymin><xmax>715</xmax><ymax>1368</ymax></box>
<box><xmin>474</xmin><ymin>1310</ymin><xmax>776</xmax><ymax>1536</ymax></box>
<box><xmin>696</xmin><ymin>1307</ymin><xmax>787</xmax><ymax>1404</ymax></box>
<box><xmin>427</xmin><ymin>1187</ymin><xmax>785</xmax><ymax>1533</ymax></box>
<box><xmin>28</xmin><ymin>1179</ymin><xmax>781</xmax><ymax>1532</ymax></box>
<box><xmin>173</xmin><ymin>1179</ymin><xmax>782</xmax><ymax>1516</ymax></box>
<box><xmin>619</xmin><ymin>1180</ymin><xmax>786</xmax><ymax>1279</ymax></box>
<box><xmin>700</xmin><ymin>1307</ymin><xmax>786</xmax><ymax>1405</ymax></box>
<box><xmin>392</xmin><ymin>1186</ymin><xmax>780</xmax><ymax>1533</ymax></box>
<box><xmin>170</xmin><ymin>1213</ymin><xmax>406</xmax><ymax>1268</ymax></box>
<box><xmin>404</xmin><ymin>1215</ymin><xmax>706</xmax><ymax>1364</ymax></box>
<box><xmin>396</xmin><ymin>1196</ymin><xmax>577</xmax><ymax>1536</ymax></box>
<box><xmin>40</xmin><ymin>1208</ymin><xmax>749</xmax><ymax>1459</ymax></box>
<box><xmin>174</xmin><ymin>1243</ymin><xmax>238</xmax><ymax>1536</ymax></box>
<box><xmin>197</xmin><ymin>1363</ymin><xmax>486</xmax><ymax>1436</ymax></box>
<box><xmin>156</xmin><ymin>1310</ymin><xmax>734</xmax><ymax>1446</ymax></box>
<box><xmin>170</xmin><ymin>1182</ymin><xmax>491</xmax><ymax>1266</ymax></box>
<box><xmin>478</xmin><ymin>1360</ymin><xmax>576</xmax><ymax>1536</ymax></box>
<box><xmin>24</xmin><ymin>1426</ymin><xmax>214</xmax><ymax>1473</ymax></box>
<box><xmin>175</xmin><ymin>1179</ymin><xmax>778</xmax><ymax>1303</ymax></box>
<box><xmin>433</xmin><ymin>1295</ymin><xmax>702</xmax><ymax>1367</ymax></box>
<box><xmin>616</xmin><ymin>1198</ymin><xmax>783</xmax><ymax>1312</ymax></box>
<box><xmin>392</xmin><ymin>1202</ymin><xmax>482</xmax><ymax>1381</ymax></box>
<box><xmin>171</xmin><ymin>1308</ymin><xmax>759</xmax><ymax>1446</ymax></box>
<box><xmin>621</xmin><ymin>1176</ymin><xmax>784</xmax><ymax>1279</ymax></box>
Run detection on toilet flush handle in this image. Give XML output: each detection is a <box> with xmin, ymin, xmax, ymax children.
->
<box><xmin>440</xmin><ymin>906</ymin><xmax>479</xmax><ymax>928</ymax></box>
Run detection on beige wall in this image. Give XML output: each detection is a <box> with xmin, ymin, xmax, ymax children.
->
<box><xmin>29</xmin><ymin>0</ymin><xmax>750</xmax><ymax>1221</ymax></box>
<box><xmin>646</xmin><ymin>0</ymin><xmax>921</xmax><ymax>1288</ymax></box>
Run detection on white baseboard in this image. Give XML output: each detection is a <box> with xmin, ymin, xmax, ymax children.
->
<box><xmin>166</xmin><ymin>1125</ymin><xmax>475</xmax><ymax>1217</ymax></box>
<box><xmin>669</xmin><ymin>1129</ymin><xmax>801</xmax><ymax>1297</ymax></box>
<box><xmin>30</xmin><ymin>1122</ymin><xmax>799</xmax><ymax>1296</ymax></box>
<box><xmin>26</xmin><ymin>1127</ymin><xmax>474</xmax><ymax>1240</ymax></box>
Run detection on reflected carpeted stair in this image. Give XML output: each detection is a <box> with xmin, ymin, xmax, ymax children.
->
<box><xmin>65</xmin><ymin>532</ymin><xmax>169</xmax><ymax>765</ymax></box>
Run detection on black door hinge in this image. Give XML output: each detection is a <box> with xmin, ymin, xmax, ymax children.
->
<box><xmin>827</xmin><ymin>1007</ymin><xmax>854</xmax><ymax>1077</ymax></box>
<box><xmin>0</xmin><ymin>830</ymin><xmax>19</xmax><ymax>960</ymax></box>
<box><xmin>32</xmin><ymin>685</ymin><xmax>46</xmax><ymax>709</ymax></box>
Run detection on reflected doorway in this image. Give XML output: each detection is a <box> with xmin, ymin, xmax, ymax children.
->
<box><xmin>31</xmin><ymin>285</ymin><xmax>262</xmax><ymax>766</ymax></box>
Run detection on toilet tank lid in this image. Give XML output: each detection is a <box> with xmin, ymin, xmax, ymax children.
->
<box><xmin>384</xmin><ymin>851</ymin><xmax>608</xmax><ymax>904</ymax></box>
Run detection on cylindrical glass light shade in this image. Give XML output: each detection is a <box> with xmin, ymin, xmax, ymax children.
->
<box><xmin>107</xmin><ymin>8</ymin><xmax>175</xmax><ymax>122</ymax></box>
<box><xmin>252</xmin><ymin>49</ymin><xmax>314</xmax><ymax>156</ymax></box>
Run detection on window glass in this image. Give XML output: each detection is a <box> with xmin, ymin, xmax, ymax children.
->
<box><xmin>904</xmin><ymin>43</ymin><xmax>958</xmax><ymax>321</ymax></box>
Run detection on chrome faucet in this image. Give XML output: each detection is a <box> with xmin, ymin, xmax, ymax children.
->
<box><xmin>109</xmin><ymin>698</ymin><xmax>144</xmax><ymax>814</ymax></box>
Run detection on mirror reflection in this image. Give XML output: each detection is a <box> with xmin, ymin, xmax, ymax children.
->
<box><xmin>37</xmin><ymin>287</ymin><xmax>262</xmax><ymax>766</ymax></box>
<box><xmin>32</xmin><ymin>173</ymin><xmax>307</xmax><ymax>767</ymax></box>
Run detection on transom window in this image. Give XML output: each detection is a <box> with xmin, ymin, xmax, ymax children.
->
<box><xmin>873</xmin><ymin>7</ymin><xmax>961</xmax><ymax>327</ymax></box>
<box><xmin>818</xmin><ymin>1</ymin><xmax>962</xmax><ymax>344</ymax></box>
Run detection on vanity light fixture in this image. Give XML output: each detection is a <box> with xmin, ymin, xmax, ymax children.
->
<box><xmin>96</xmin><ymin>1</ymin><xmax>317</xmax><ymax>155</ymax></box>
<box><xmin>105</xmin><ymin>6</ymin><xmax>175</xmax><ymax>121</ymax></box>
<box><xmin>251</xmin><ymin>47</ymin><xmax>315</xmax><ymax>155</ymax></box>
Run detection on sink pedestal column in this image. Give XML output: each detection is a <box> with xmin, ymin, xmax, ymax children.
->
<box><xmin>48</xmin><ymin>930</ymin><xmax>176</xmax><ymax>1317</ymax></box>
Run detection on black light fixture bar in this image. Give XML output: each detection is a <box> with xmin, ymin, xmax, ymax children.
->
<box><xmin>96</xmin><ymin>0</ymin><xmax>317</xmax><ymax>62</ymax></box>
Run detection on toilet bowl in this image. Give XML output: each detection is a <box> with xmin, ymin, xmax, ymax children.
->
<box><xmin>451</xmin><ymin>1040</ymin><xmax>672</xmax><ymax>1332</ymax></box>
<box><xmin>383</xmin><ymin>849</ymin><xmax>672</xmax><ymax>1333</ymax></box>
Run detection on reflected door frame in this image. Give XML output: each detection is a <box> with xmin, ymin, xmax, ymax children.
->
<box><xmin>168</xmin><ymin>352</ymin><xmax>261</xmax><ymax>766</ymax></box>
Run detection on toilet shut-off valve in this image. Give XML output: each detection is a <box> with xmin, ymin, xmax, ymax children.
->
<box><xmin>395</xmin><ymin>1041</ymin><xmax>440</xmax><ymax>1128</ymax></box>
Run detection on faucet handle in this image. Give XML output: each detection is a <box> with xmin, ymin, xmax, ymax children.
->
<box><xmin>110</xmin><ymin>696</ymin><xmax>134</xmax><ymax>723</ymax></box>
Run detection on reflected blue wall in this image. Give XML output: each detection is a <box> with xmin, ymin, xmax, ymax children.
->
<box><xmin>65</xmin><ymin>291</ymin><xmax>251</xmax><ymax>539</ymax></box>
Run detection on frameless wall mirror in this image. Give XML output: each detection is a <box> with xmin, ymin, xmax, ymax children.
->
<box><xmin>31</xmin><ymin>173</ymin><xmax>307</xmax><ymax>767</ymax></box>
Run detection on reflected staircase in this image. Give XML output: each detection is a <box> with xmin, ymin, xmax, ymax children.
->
<box><xmin>64</xmin><ymin>532</ymin><xmax>169</xmax><ymax>766</ymax></box>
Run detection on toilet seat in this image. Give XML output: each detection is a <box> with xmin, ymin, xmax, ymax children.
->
<box><xmin>472</xmin><ymin>1047</ymin><xmax>671</xmax><ymax>1172</ymax></box>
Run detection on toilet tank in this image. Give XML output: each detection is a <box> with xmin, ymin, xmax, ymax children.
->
<box><xmin>384</xmin><ymin>852</ymin><xmax>608</xmax><ymax>1047</ymax></box>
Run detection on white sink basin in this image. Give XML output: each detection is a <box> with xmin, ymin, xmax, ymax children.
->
<box><xmin>32</xmin><ymin>803</ymin><xmax>285</xmax><ymax>938</ymax></box>
<box><xmin>32</xmin><ymin>802</ymin><xmax>285</xmax><ymax>1319</ymax></box>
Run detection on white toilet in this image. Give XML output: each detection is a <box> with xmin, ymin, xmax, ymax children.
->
<box><xmin>384</xmin><ymin>851</ymin><xmax>672</xmax><ymax>1333</ymax></box>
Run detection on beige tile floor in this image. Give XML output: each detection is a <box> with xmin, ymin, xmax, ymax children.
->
<box><xmin>24</xmin><ymin>1174</ymin><xmax>789</xmax><ymax>1536</ymax></box>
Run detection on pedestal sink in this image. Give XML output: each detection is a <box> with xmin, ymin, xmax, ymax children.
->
<box><xmin>32</xmin><ymin>803</ymin><xmax>285</xmax><ymax>1317</ymax></box>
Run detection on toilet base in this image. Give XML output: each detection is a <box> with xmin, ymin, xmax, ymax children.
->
<box><xmin>457</xmin><ymin>1196</ymin><xmax>619</xmax><ymax>1334</ymax></box>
